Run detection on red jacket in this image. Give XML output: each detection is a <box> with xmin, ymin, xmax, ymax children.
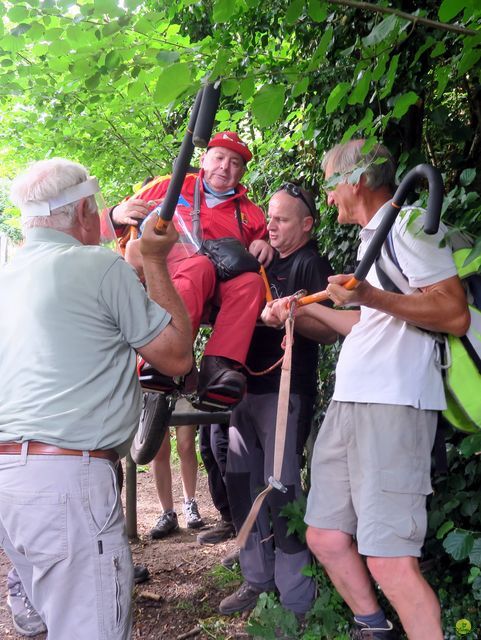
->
<box><xmin>116</xmin><ymin>171</ymin><xmax>267</xmax><ymax>248</ymax></box>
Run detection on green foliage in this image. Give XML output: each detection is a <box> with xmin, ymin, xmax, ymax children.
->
<box><xmin>280</xmin><ymin>494</ymin><xmax>307</xmax><ymax>543</ymax></box>
<box><xmin>425</xmin><ymin>433</ymin><xmax>481</xmax><ymax>619</ymax></box>
<box><xmin>247</xmin><ymin>564</ymin><xmax>352</xmax><ymax>639</ymax></box>
<box><xmin>208</xmin><ymin>563</ymin><xmax>242</xmax><ymax>589</ymax></box>
<box><xmin>2</xmin><ymin>2</ymin><xmax>481</xmax><ymax>638</ymax></box>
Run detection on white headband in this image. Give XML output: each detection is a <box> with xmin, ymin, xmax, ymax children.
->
<box><xmin>20</xmin><ymin>177</ymin><xmax>100</xmax><ymax>217</ymax></box>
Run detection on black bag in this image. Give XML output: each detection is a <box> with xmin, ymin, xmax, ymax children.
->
<box><xmin>200</xmin><ymin>237</ymin><xmax>260</xmax><ymax>281</ymax></box>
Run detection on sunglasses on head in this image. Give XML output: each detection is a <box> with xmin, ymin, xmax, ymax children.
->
<box><xmin>280</xmin><ymin>183</ymin><xmax>316</xmax><ymax>219</ymax></box>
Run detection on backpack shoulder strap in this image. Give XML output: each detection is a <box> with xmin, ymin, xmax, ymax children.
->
<box><xmin>375</xmin><ymin>229</ymin><xmax>416</xmax><ymax>295</ymax></box>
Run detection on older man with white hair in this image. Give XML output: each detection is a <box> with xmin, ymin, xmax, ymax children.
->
<box><xmin>0</xmin><ymin>158</ymin><xmax>192</xmax><ymax>639</ymax></box>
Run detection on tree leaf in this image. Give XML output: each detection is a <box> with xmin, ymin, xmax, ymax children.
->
<box><xmin>392</xmin><ymin>91</ymin><xmax>419</xmax><ymax>119</ymax></box>
<box><xmin>469</xmin><ymin>538</ymin><xmax>481</xmax><ymax>567</ymax></box>
<box><xmin>438</xmin><ymin>0</ymin><xmax>469</xmax><ymax>22</ymax></box>
<box><xmin>11</xmin><ymin>23</ymin><xmax>31</xmax><ymax>37</ymax></box>
<box><xmin>156</xmin><ymin>50</ymin><xmax>180</xmax><ymax>65</ymax></box>
<box><xmin>459</xmin><ymin>433</ymin><xmax>481</xmax><ymax>457</ymax></box>
<box><xmin>325</xmin><ymin>82</ymin><xmax>350</xmax><ymax>114</ymax></box>
<box><xmin>286</xmin><ymin>0</ymin><xmax>304</xmax><ymax>25</ymax></box>
<box><xmin>307</xmin><ymin>27</ymin><xmax>333</xmax><ymax>71</ymax></box>
<box><xmin>240</xmin><ymin>76</ymin><xmax>255</xmax><ymax>101</ymax></box>
<box><xmin>153</xmin><ymin>62</ymin><xmax>191</xmax><ymax>106</ymax></box>
<box><xmin>436</xmin><ymin>520</ymin><xmax>455</xmax><ymax>539</ymax></box>
<box><xmin>380</xmin><ymin>53</ymin><xmax>399</xmax><ymax>99</ymax></box>
<box><xmin>458</xmin><ymin>47</ymin><xmax>481</xmax><ymax>76</ymax></box>
<box><xmin>431</xmin><ymin>41</ymin><xmax>446</xmax><ymax>58</ymax></box>
<box><xmin>443</xmin><ymin>529</ymin><xmax>474</xmax><ymax>561</ymax></box>
<box><xmin>105</xmin><ymin>50</ymin><xmax>122</xmax><ymax>70</ymax></box>
<box><xmin>460</xmin><ymin>168</ymin><xmax>476</xmax><ymax>186</ymax></box>
<box><xmin>348</xmin><ymin>70</ymin><xmax>371</xmax><ymax>105</ymax></box>
<box><xmin>362</xmin><ymin>14</ymin><xmax>399</xmax><ymax>48</ymax></box>
<box><xmin>213</xmin><ymin>0</ymin><xmax>238</xmax><ymax>23</ymax></box>
<box><xmin>85</xmin><ymin>71</ymin><xmax>101</xmax><ymax>90</ymax></box>
<box><xmin>222</xmin><ymin>79</ymin><xmax>238</xmax><ymax>96</ymax></box>
<box><xmin>308</xmin><ymin>0</ymin><xmax>327</xmax><ymax>22</ymax></box>
<box><xmin>292</xmin><ymin>76</ymin><xmax>309</xmax><ymax>98</ymax></box>
<box><xmin>252</xmin><ymin>84</ymin><xmax>285</xmax><ymax>128</ymax></box>
<box><xmin>434</xmin><ymin>65</ymin><xmax>451</xmax><ymax>97</ymax></box>
<box><xmin>7</xmin><ymin>5</ymin><xmax>30</xmax><ymax>22</ymax></box>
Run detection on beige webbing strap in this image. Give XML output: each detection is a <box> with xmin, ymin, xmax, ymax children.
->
<box><xmin>236</xmin><ymin>315</ymin><xmax>295</xmax><ymax>549</ymax></box>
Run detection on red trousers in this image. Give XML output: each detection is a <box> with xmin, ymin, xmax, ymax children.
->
<box><xmin>171</xmin><ymin>255</ymin><xmax>265</xmax><ymax>365</ymax></box>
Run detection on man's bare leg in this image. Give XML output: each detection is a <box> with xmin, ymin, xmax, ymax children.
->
<box><xmin>306</xmin><ymin>527</ymin><xmax>379</xmax><ymax>614</ymax></box>
<box><xmin>367</xmin><ymin>556</ymin><xmax>443</xmax><ymax>640</ymax></box>
<box><xmin>152</xmin><ymin>428</ymin><xmax>174</xmax><ymax>511</ymax></box>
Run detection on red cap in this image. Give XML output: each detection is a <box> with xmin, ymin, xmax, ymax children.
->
<box><xmin>207</xmin><ymin>131</ymin><xmax>252</xmax><ymax>163</ymax></box>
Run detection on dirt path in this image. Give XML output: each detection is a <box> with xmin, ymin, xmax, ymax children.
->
<box><xmin>0</xmin><ymin>458</ymin><xmax>252</xmax><ymax>639</ymax></box>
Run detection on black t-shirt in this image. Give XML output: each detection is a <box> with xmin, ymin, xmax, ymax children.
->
<box><xmin>246</xmin><ymin>240</ymin><xmax>333</xmax><ymax>396</ymax></box>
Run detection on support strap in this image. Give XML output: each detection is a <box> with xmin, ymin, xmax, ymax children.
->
<box><xmin>236</xmin><ymin>312</ymin><xmax>295</xmax><ymax>549</ymax></box>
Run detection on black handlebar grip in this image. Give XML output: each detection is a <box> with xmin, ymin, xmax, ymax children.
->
<box><xmin>192</xmin><ymin>83</ymin><xmax>221</xmax><ymax>148</ymax></box>
<box><xmin>155</xmin><ymin>88</ymin><xmax>204</xmax><ymax>230</ymax></box>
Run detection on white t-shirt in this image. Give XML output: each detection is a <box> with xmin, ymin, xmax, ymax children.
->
<box><xmin>333</xmin><ymin>203</ymin><xmax>457</xmax><ymax>409</ymax></box>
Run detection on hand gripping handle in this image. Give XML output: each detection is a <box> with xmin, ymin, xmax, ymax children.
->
<box><xmin>296</xmin><ymin>164</ymin><xmax>444</xmax><ymax>306</ymax></box>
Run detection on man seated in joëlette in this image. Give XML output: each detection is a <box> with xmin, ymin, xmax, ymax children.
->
<box><xmin>107</xmin><ymin>131</ymin><xmax>273</xmax><ymax>410</ymax></box>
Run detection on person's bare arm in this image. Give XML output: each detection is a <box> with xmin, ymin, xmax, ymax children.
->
<box><xmin>327</xmin><ymin>273</ymin><xmax>470</xmax><ymax>337</ymax></box>
<box><xmin>136</xmin><ymin>216</ymin><xmax>193</xmax><ymax>376</ymax></box>
<box><xmin>261</xmin><ymin>297</ymin><xmax>360</xmax><ymax>338</ymax></box>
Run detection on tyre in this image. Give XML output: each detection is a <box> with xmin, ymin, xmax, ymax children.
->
<box><xmin>130</xmin><ymin>392</ymin><xmax>175</xmax><ymax>465</ymax></box>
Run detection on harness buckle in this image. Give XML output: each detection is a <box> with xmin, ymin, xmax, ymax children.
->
<box><xmin>268</xmin><ymin>475</ymin><xmax>287</xmax><ymax>493</ymax></box>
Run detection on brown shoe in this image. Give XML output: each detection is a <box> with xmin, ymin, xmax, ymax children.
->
<box><xmin>196</xmin><ymin>356</ymin><xmax>246</xmax><ymax>411</ymax></box>
<box><xmin>219</xmin><ymin>581</ymin><xmax>264</xmax><ymax>614</ymax></box>
<box><xmin>221</xmin><ymin>549</ymin><xmax>240</xmax><ymax>569</ymax></box>
<box><xmin>197</xmin><ymin>520</ymin><xmax>235</xmax><ymax>545</ymax></box>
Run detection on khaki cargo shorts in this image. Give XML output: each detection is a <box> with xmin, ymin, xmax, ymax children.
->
<box><xmin>305</xmin><ymin>401</ymin><xmax>437</xmax><ymax>557</ymax></box>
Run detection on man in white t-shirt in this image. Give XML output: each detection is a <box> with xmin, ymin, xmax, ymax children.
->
<box><xmin>262</xmin><ymin>140</ymin><xmax>470</xmax><ymax>640</ymax></box>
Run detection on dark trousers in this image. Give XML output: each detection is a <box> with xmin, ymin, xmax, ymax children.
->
<box><xmin>226</xmin><ymin>392</ymin><xmax>316</xmax><ymax>614</ymax></box>
<box><xmin>199</xmin><ymin>423</ymin><xmax>232</xmax><ymax>523</ymax></box>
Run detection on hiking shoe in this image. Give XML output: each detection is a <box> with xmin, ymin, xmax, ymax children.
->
<box><xmin>221</xmin><ymin>549</ymin><xmax>240</xmax><ymax>569</ymax></box>
<box><xmin>150</xmin><ymin>510</ymin><xmax>179</xmax><ymax>539</ymax></box>
<box><xmin>219</xmin><ymin>581</ymin><xmax>264</xmax><ymax>614</ymax></box>
<box><xmin>197</xmin><ymin>520</ymin><xmax>235</xmax><ymax>544</ymax></box>
<box><xmin>183</xmin><ymin>498</ymin><xmax>204</xmax><ymax>529</ymax></box>
<box><xmin>196</xmin><ymin>356</ymin><xmax>246</xmax><ymax>411</ymax></box>
<box><xmin>133</xmin><ymin>564</ymin><xmax>150</xmax><ymax>585</ymax></box>
<box><xmin>351</xmin><ymin>619</ymin><xmax>399</xmax><ymax>639</ymax></box>
<box><xmin>7</xmin><ymin>582</ymin><xmax>46</xmax><ymax>637</ymax></box>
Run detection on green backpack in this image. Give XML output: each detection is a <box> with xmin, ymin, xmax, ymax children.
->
<box><xmin>442</xmin><ymin>245</ymin><xmax>481</xmax><ymax>433</ymax></box>
<box><xmin>376</xmin><ymin>230</ymin><xmax>481</xmax><ymax>434</ymax></box>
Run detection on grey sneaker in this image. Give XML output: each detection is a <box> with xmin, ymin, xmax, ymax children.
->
<box><xmin>219</xmin><ymin>581</ymin><xmax>264</xmax><ymax>614</ymax></box>
<box><xmin>7</xmin><ymin>582</ymin><xmax>47</xmax><ymax>637</ymax></box>
<box><xmin>183</xmin><ymin>498</ymin><xmax>204</xmax><ymax>529</ymax></box>
<box><xmin>351</xmin><ymin>619</ymin><xmax>399</xmax><ymax>639</ymax></box>
<box><xmin>150</xmin><ymin>510</ymin><xmax>179</xmax><ymax>539</ymax></box>
<box><xmin>197</xmin><ymin>520</ymin><xmax>235</xmax><ymax>544</ymax></box>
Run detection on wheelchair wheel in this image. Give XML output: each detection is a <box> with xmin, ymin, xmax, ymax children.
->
<box><xmin>130</xmin><ymin>392</ymin><xmax>174</xmax><ymax>465</ymax></box>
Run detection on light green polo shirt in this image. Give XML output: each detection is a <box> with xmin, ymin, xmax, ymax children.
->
<box><xmin>0</xmin><ymin>228</ymin><xmax>171</xmax><ymax>455</ymax></box>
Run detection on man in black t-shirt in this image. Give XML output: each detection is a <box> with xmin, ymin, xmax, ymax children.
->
<box><xmin>219</xmin><ymin>184</ymin><xmax>337</xmax><ymax>618</ymax></box>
